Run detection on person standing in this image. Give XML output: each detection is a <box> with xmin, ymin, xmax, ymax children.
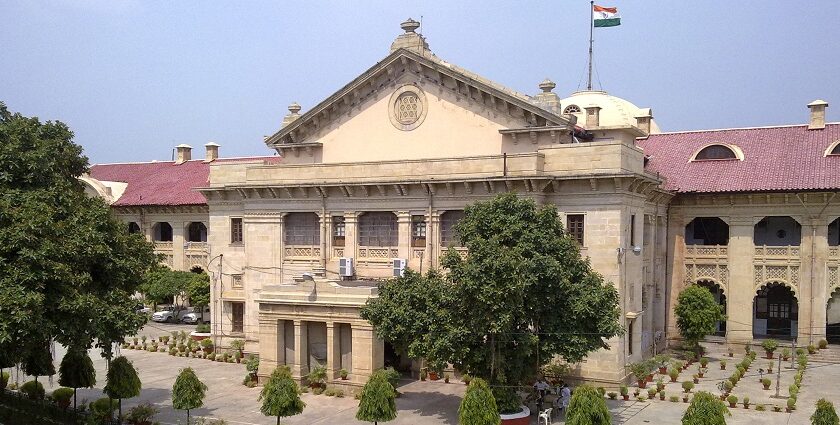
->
<box><xmin>560</xmin><ymin>383</ymin><xmax>571</xmax><ymax>412</ymax></box>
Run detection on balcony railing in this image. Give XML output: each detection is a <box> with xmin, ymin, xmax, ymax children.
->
<box><xmin>685</xmin><ymin>245</ymin><xmax>728</xmax><ymax>258</ymax></box>
<box><xmin>154</xmin><ymin>241</ymin><xmax>173</xmax><ymax>250</ymax></box>
<box><xmin>754</xmin><ymin>245</ymin><xmax>800</xmax><ymax>258</ymax></box>
<box><xmin>284</xmin><ymin>245</ymin><xmax>321</xmax><ymax>259</ymax></box>
<box><xmin>830</xmin><ymin>246</ymin><xmax>839</xmax><ymax>259</ymax></box>
<box><xmin>358</xmin><ymin>247</ymin><xmax>398</xmax><ymax>260</ymax></box>
<box><xmin>184</xmin><ymin>241</ymin><xmax>208</xmax><ymax>251</ymax></box>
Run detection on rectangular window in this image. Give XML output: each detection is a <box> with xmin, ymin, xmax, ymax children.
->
<box><xmin>440</xmin><ymin>210</ymin><xmax>465</xmax><ymax>247</ymax></box>
<box><xmin>630</xmin><ymin>214</ymin><xmax>636</xmax><ymax>247</ymax></box>
<box><xmin>627</xmin><ymin>320</ymin><xmax>634</xmax><ymax>355</ymax></box>
<box><xmin>284</xmin><ymin>212</ymin><xmax>320</xmax><ymax>245</ymax></box>
<box><xmin>332</xmin><ymin>216</ymin><xmax>346</xmax><ymax>247</ymax></box>
<box><xmin>411</xmin><ymin>215</ymin><xmax>427</xmax><ymax>247</ymax></box>
<box><xmin>358</xmin><ymin>212</ymin><xmax>398</xmax><ymax>247</ymax></box>
<box><xmin>566</xmin><ymin>214</ymin><xmax>585</xmax><ymax>246</ymax></box>
<box><xmin>230</xmin><ymin>218</ymin><xmax>243</xmax><ymax>244</ymax></box>
<box><xmin>231</xmin><ymin>274</ymin><xmax>243</xmax><ymax>289</ymax></box>
<box><xmin>231</xmin><ymin>302</ymin><xmax>244</xmax><ymax>333</ymax></box>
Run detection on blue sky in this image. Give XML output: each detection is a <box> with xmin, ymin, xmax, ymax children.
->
<box><xmin>2</xmin><ymin>1</ymin><xmax>838</xmax><ymax>164</ymax></box>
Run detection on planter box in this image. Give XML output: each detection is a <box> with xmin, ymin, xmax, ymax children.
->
<box><xmin>191</xmin><ymin>332</ymin><xmax>211</xmax><ymax>341</ymax></box>
<box><xmin>500</xmin><ymin>406</ymin><xmax>530</xmax><ymax>425</ymax></box>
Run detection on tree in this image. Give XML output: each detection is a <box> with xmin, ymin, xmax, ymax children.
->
<box><xmin>58</xmin><ymin>348</ymin><xmax>96</xmax><ymax>410</ymax></box>
<box><xmin>172</xmin><ymin>367</ymin><xmax>208</xmax><ymax>425</ymax></box>
<box><xmin>259</xmin><ymin>365</ymin><xmax>305</xmax><ymax>425</ymax></box>
<box><xmin>185</xmin><ymin>271</ymin><xmax>211</xmax><ymax>309</ymax></box>
<box><xmin>812</xmin><ymin>399</ymin><xmax>840</xmax><ymax>425</ymax></box>
<box><xmin>0</xmin><ymin>103</ymin><xmax>158</xmax><ymax>360</ymax></box>
<box><xmin>682</xmin><ymin>391</ymin><xmax>728</xmax><ymax>425</ymax></box>
<box><xmin>22</xmin><ymin>342</ymin><xmax>55</xmax><ymax>384</ymax></box>
<box><xmin>458</xmin><ymin>377</ymin><xmax>500</xmax><ymax>425</ymax></box>
<box><xmin>675</xmin><ymin>285</ymin><xmax>726</xmax><ymax>353</ymax></box>
<box><xmin>356</xmin><ymin>369</ymin><xmax>397</xmax><ymax>425</ymax></box>
<box><xmin>104</xmin><ymin>356</ymin><xmax>141</xmax><ymax>421</ymax></box>
<box><xmin>565</xmin><ymin>385</ymin><xmax>611</xmax><ymax>425</ymax></box>
<box><xmin>361</xmin><ymin>194</ymin><xmax>622</xmax><ymax>411</ymax></box>
<box><xmin>139</xmin><ymin>266</ymin><xmax>193</xmax><ymax>308</ymax></box>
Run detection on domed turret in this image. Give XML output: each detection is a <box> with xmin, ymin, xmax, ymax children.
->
<box><xmin>559</xmin><ymin>90</ymin><xmax>660</xmax><ymax>134</ymax></box>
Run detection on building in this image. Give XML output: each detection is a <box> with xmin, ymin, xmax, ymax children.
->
<box><xmin>82</xmin><ymin>19</ymin><xmax>840</xmax><ymax>388</ymax></box>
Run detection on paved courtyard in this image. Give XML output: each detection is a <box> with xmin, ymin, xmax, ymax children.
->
<box><xmin>8</xmin><ymin>326</ymin><xmax>840</xmax><ymax>424</ymax></box>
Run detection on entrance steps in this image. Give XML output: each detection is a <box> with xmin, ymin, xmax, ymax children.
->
<box><xmin>809</xmin><ymin>346</ymin><xmax>840</xmax><ymax>363</ymax></box>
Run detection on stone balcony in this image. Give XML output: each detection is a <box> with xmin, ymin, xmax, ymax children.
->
<box><xmin>685</xmin><ymin>245</ymin><xmax>728</xmax><ymax>261</ymax></box>
<box><xmin>754</xmin><ymin>245</ymin><xmax>801</xmax><ymax>261</ymax></box>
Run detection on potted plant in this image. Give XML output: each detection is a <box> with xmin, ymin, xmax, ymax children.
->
<box><xmin>728</xmin><ymin>350</ymin><xmax>734</xmax><ymax>357</ymax></box>
<box><xmin>819</xmin><ymin>339</ymin><xmax>829</xmax><ymax>349</ymax></box>
<box><xmin>742</xmin><ymin>396</ymin><xmax>750</xmax><ymax>409</ymax></box>
<box><xmin>429</xmin><ymin>369</ymin><xmax>440</xmax><ymax>381</ymax></box>
<box><xmin>654</xmin><ymin>354</ymin><xmax>670</xmax><ymax>374</ymax></box>
<box><xmin>781</xmin><ymin>348</ymin><xmax>790</xmax><ymax>361</ymax></box>
<box><xmin>647</xmin><ymin>388</ymin><xmax>657</xmax><ymax>399</ymax></box>
<box><xmin>444</xmin><ymin>373</ymin><xmax>450</xmax><ymax>383</ymax></box>
<box><xmin>697</xmin><ymin>367</ymin><xmax>706</xmax><ymax>378</ymax></box>
<box><xmin>785</xmin><ymin>398</ymin><xmax>796</xmax><ymax>412</ymax></box>
<box><xmin>808</xmin><ymin>345</ymin><xmax>817</xmax><ymax>354</ymax></box>
<box><xmin>756</xmin><ymin>404</ymin><xmax>766</xmax><ymax>411</ymax></box>
<box><xmin>772</xmin><ymin>405</ymin><xmax>782</xmax><ymax>412</ymax></box>
<box><xmin>629</xmin><ymin>362</ymin><xmax>650</xmax><ymax>388</ymax></box>
<box><xmin>789</xmin><ymin>384</ymin><xmax>799</xmax><ymax>398</ymax></box>
<box><xmin>339</xmin><ymin>368</ymin><xmax>349</xmax><ymax>380</ymax></box>
<box><xmin>461</xmin><ymin>373</ymin><xmax>471</xmax><ymax>385</ymax></box>
<box><xmin>655</xmin><ymin>378</ymin><xmax>665</xmax><ymax>392</ymax></box>
<box><xmin>723</xmin><ymin>380</ymin><xmax>733</xmax><ymax>394</ymax></box>
<box><xmin>307</xmin><ymin>365</ymin><xmax>327</xmax><ymax>389</ymax></box>
<box><xmin>727</xmin><ymin>394</ymin><xmax>737</xmax><ymax>408</ymax></box>
<box><xmin>669</xmin><ymin>395</ymin><xmax>679</xmax><ymax>402</ymax></box>
<box><xmin>683</xmin><ymin>394</ymin><xmax>689</xmax><ymax>403</ymax></box>
<box><xmin>720</xmin><ymin>360</ymin><xmax>727</xmax><ymax>370</ymax></box>
<box><xmin>230</xmin><ymin>339</ymin><xmax>245</xmax><ymax>358</ymax></box>
<box><xmin>245</xmin><ymin>354</ymin><xmax>259</xmax><ymax>380</ymax></box>
<box><xmin>199</xmin><ymin>338</ymin><xmax>214</xmax><ymax>354</ymax></box>
<box><xmin>767</xmin><ymin>361</ymin><xmax>774</xmax><ymax>374</ymax></box>
<box><xmin>681</xmin><ymin>381</ymin><xmax>694</xmax><ymax>393</ymax></box>
<box><xmin>762</xmin><ymin>339</ymin><xmax>779</xmax><ymax>359</ymax></box>
<box><xmin>744</xmin><ymin>344</ymin><xmax>752</xmax><ymax>355</ymax></box>
<box><xmin>659</xmin><ymin>391</ymin><xmax>665</xmax><ymax>401</ymax></box>
<box><xmin>762</xmin><ymin>378</ymin><xmax>771</xmax><ymax>390</ymax></box>
<box><xmin>607</xmin><ymin>392</ymin><xmax>617</xmax><ymax>400</ymax></box>
<box><xmin>668</xmin><ymin>368</ymin><xmax>679</xmax><ymax>383</ymax></box>
<box><xmin>620</xmin><ymin>385</ymin><xmax>629</xmax><ymax>400</ymax></box>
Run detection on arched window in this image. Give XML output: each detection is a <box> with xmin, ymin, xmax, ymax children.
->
<box><xmin>187</xmin><ymin>222</ymin><xmax>207</xmax><ymax>242</ymax></box>
<box><xmin>284</xmin><ymin>213</ymin><xmax>320</xmax><ymax>245</ymax></box>
<box><xmin>563</xmin><ymin>104</ymin><xmax>581</xmax><ymax>114</ymax></box>
<box><xmin>440</xmin><ymin>210</ymin><xmax>466</xmax><ymax>247</ymax></box>
<box><xmin>828</xmin><ymin>142</ymin><xmax>840</xmax><ymax>156</ymax></box>
<box><xmin>358</xmin><ymin>212</ymin><xmax>397</xmax><ymax>247</ymax></box>
<box><xmin>128</xmin><ymin>222</ymin><xmax>141</xmax><ymax>234</ymax></box>
<box><xmin>693</xmin><ymin>144</ymin><xmax>739</xmax><ymax>161</ymax></box>
<box><xmin>153</xmin><ymin>222</ymin><xmax>173</xmax><ymax>242</ymax></box>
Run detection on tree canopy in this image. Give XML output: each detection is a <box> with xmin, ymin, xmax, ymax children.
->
<box><xmin>172</xmin><ymin>367</ymin><xmax>208</xmax><ymax>424</ymax></box>
<box><xmin>675</xmin><ymin>285</ymin><xmax>726</xmax><ymax>351</ymax></box>
<box><xmin>361</xmin><ymin>194</ymin><xmax>622</xmax><ymax>411</ymax></box>
<box><xmin>566</xmin><ymin>385</ymin><xmax>611</xmax><ymax>425</ymax></box>
<box><xmin>260</xmin><ymin>365</ymin><xmax>305</xmax><ymax>425</ymax></box>
<box><xmin>140</xmin><ymin>265</ymin><xmax>209</xmax><ymax>308</ymax></box>
<box><xmin>58</xmin><ymin>348</ymin><xmax>96</xmax><ymax>409</ymax></box>
<box><xmin>356</xmin><ymin>369</ymin><xmax>397</xmax><ymax>424</ymax></box>
<box><xmin>682</xmin><ymin>391</ymin><xmax>728</xmax><ymax>425</ymax></box>
<box><xmin>104</xmin><ymin>356</ymin><xmax>141</xmax><ymax>420</ymax></box>
<box><xmin>0</xmin><ymin>103</ymin><xmax>158</xmax><ymax>359</ymax></box>
<box><xmin>458</xmin><ymin>377</ymin><xmax>500</xmax><ymax>425</ymax></box>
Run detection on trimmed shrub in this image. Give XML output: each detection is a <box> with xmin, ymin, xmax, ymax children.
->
<box><xmin>682</xmin><ymin>391</ymin><xmax>728</xmax><ymax>425</ymax></box>
<box><xmin>20</xmin><ymin>380</ymin><xmax>45</xmax><ymax>400</ymax></box>
<box><xmin>566</xmin><ymin>384</ymin><xmax>611</xmax><ymax>425</ymax></box>
<box><xmin>811</xmin><ymin>398</ymin><xmax>839</xmax><ymax>425</ymax></box>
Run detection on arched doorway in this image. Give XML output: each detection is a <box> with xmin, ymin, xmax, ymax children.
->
<box><xmin>828</xmin><ymin>286</ymin><xmax>840</xmax><ymax>344</ymax></box>
<box><xmin>754</xmin><ymin>282</ymin><xmax>798</xmax><ymax>339</ymax></box>
<box><xmin>697</xmin><ymin>280</ymin><xmax>726</xmax><ymax>336</ymax></box>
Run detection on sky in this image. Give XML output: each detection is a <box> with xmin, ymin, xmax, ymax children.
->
<box><xmin>2</xmin><ymin>1</ymin><xmax>839</xmax><ymax>164</ymax></box>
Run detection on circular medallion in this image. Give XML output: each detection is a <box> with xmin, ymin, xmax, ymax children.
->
<box><xmin>389</xmin><ymin>84</ymin><xmax>427</xmax><ymax>131</ymax></box>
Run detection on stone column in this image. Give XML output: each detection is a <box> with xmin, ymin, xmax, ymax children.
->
<box><xmin>293</xmin><ymin>320</ymin><xmax>308</xmax><ymax>379</ymax></box>
<box><xmin>397</xmin><ymin>211</ymin><xmax>411</xmax><ymax>260</ymax></box>
<box><xmin>344</xmin><ymin>212</ymin><xmax>359</xmax><ymax>260</ymax></box>
<box><xmin>429</xmin><ymin>211</ymin><xmax>442</xmax><ymax>269</ymax></box>
<box><xmin>802</xmin><ymin>218</ymin><xmax>829</xmax><ymax>343</ymax></box>
<box><xmin>665</xmin><ymin>212</ymin><xmax>686</xmax><ymax>344</ymax></box>
<box><xmin>319</xmin><ymin>213</ymin><xmax>328</xmax><ymax>270</ymax></box>
<box><xmin>326</xmin><ymin>322</ymin><xmax>340</xmax><ymax>380</ymax></box>
<box><xmin>173</xmin><ymin>221</ymin><xmax>185</xmax><ymax>271</ymax></box>
<box><xmin>727</xmin><ymin>218</ymin><xmax>756</xmax><ymax>347</ymax></box>
<box><xmin>257</xmin><ymin>318</ymin><xmax>283</xmax><ymax>381</ymax></box>
<box><xmin>351</xmin><ymin>325</ymin><xmax>384</xmax><ymax>384</ymax></box>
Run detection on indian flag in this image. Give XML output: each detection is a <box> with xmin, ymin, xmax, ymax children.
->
<box><xmin>593</xmin><ymin>5</ymin><xmax>621</xmax><ymax>27</ymax></box>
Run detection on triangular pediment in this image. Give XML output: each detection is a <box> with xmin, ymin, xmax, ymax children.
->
<box><xmin>265</xmin><ymin>49</ymin><xmax>572</xmax><ymax>149</ymax></box>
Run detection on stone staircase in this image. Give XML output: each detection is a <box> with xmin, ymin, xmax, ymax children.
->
<box><xmin>808</xmin><ymin>345</ymin><xmax>840</xmax><ymax>363</ymax></box>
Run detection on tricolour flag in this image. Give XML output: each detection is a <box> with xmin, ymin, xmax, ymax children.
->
<box><xmin>593</xmin><ymin>5</ymin><xmax>621</xmax><ymax>27</ymax></box>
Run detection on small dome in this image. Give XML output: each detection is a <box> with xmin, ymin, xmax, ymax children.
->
<box><xmin>559</xmin><ymin>90</ymin><xmax>661</xmax><ymax>133</ymax></box>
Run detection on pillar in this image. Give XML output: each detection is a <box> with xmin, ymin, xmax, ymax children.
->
<box><xmin>257</xmin><ymin>319</ymin><xmax>282</xmax><ymax>380</ymax></box>
<box><xmin>351</xmin><ymin>325</ymin><xmax>384</xmax><ymax>384</ymax></box>
<box><xmin>802</xmin><ymin>219</ymin><xmax>829</xmax><ymax>343</ymax></box>
<box><xmin>172</xmin><ymin>221</ymin><xmax>185</xmax><ymax>271</ymax></box>
<box><xmin>397</xmin><ymin>211</ymin><xmax>411</xmax><ymax>260</ymax></box>
<box><xmin>727</xmin><ymin>218</ymin><xmax>755</xmax><ymax>347</ymax></box>
<box><xmin>326</xmin><ymin>322</ymin><xmax>340</xmax><ymax>380</ymax></box>
<box><xmin>319</xmin><ymin>213</ymin><xmax>328</xmax><ymax>271</ymax></box>
<box><xmin>665</xmin><ymin>212</ymin><xmax>686</xmax><ymax>344</ymax></box>
<box><xmin>344</xmin><ymin>212</ymin><xmax>359</xmax><ymax>259</ymax></box>
<box><xmin>293</xmin><ymin>320</ymin><xmax>308</xmax><ymax>379</ymax></box>
<box><xmin>429</xmin><ymin>211</ymin><xmax>442</xmax><ymax>269</ymax></box>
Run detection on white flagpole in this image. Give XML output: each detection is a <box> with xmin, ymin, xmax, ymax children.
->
<box><xmin>588</xmin><ymin>0</ymin><xmax>594</xmax><ymax>90</ymax></box>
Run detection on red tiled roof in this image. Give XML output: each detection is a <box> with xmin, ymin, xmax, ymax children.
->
<box><xmin>637</xmin><ymin>123</ymin><xmax>840</xmax><ymax>193</ymax></box>
<box><xmin>89</xmin><ymin>156</ymin><xmax>280</xmax><ymax>206</ymax></box>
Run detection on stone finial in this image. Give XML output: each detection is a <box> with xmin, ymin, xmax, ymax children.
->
<box><xmin>282</xmin><ymin>102</ymin><xmax>302</xmax><ymax>127</ymax></box>
<box><xmin>807</xmin><ymin>99</ymin><xmax>828</xmax><ymax>130</ymax></box>
<box><xmin>401</xmin><ymin>18</ymin><xmax>421</xmax><ymax>33</ymax></box>
<box><xmin>539</xmin><ymin>79</ymin><xmax>556</xmax><ymax>93</ymax></box>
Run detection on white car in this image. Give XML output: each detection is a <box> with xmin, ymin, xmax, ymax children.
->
<box><xmin>151</xmin><ymin>306</ymin><xmax>189</xmax><ymax>323</ymax></box>
<box><xmin>181</xmin><ymin>306</ymin><xmax>211</xmax><ymax>324</ymax></box>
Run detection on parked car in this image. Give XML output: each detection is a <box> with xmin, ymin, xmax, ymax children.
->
<box><xmin>151</xmin><ymin>306</ymin><xmax>189</xmax><ymax>323</ymax></box>
<box><xmin>135</xmin><ymin>304</ymin><xmax>152</xmax><ymax>315</ymax></box>
<box><xmin>181</xmin><ymin>306</ymin><xmax>211</xmax><ymax>324</ymax></box>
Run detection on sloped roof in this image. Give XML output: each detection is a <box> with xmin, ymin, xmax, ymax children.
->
<box><xmin>266</xmin><ymin>48</ymin><xmax>573</xmax><ymax>147</ymax></box>
<box><xmin>89</xmin><ymin>157</ymin><xmax>280</xmax><ymax>206</ymax></box>
<box><xmin>637</xmin><ymin>123</ymin><xmax>840</xmax><ymax>193</ymax></box>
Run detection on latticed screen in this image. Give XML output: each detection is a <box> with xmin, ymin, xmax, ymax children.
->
<box><xmin>284</xmin><ymin>212</ymin><xmax>320</xmax><ymax>245</ymax></box>
<box><xmin>358</xmin><ymin>212</ymin><xmax>397</xmax><ymax>247</ymax></box>
<box><xmin>440</xmin><ymin>210</ymin><xmax>465</xmax><ymax>247</ymax></box>
<box><xmin>567</xmin><ymin>214</ymin><xmax>585</xmax><ymax>246</ymax></box>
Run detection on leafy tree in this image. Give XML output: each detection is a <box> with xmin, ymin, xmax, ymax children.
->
<box><xmin>172</xmin><ymin>367</ymin><xmax>208</xmax><ymax>425</ymax></box>
<box><xmin>812</xmin><ymin>399</ymin><xmax>840</xmax><ymax>425</ymax></box>
<box><xmin>356</xmin><ymin>369</ymin><xmax>397</xmax><ymax>425</ymax></box>
<box><xmin>104</xmin><ymin>356</ymin><xmax>141</xmax><ymax>421</ymax></box>
<box><xmin>185</xmin><ymin>271</ymin><xmax>211</xmax><ymax>308</ymax></box>
<box><xmin>0</xmin><ymin>103</ymin><xmax>158</xmax><ymax>360</ymax></box>
<box><xmin>458</xmin><ymin>377</ymin><xmax>500</xmax><ymax>425</ymax></box>
<box><xmin>675</xmin><ymin>285</ymin><xmax>726</xmax><ymax>353</ymax></box>
<box><xmin>21</xmin><ymin>342</ymin><xmax>55</xmax><ymax>383</ymax></box>
<box><xmin>259</xmin><ymin>365</ymin><xmax>305</xmax><ymax>425</ymax></box>
<box><xmin>566</xmin><ymin>384</ymin><xmax>611</xmax><ymax>425</ymax></box>
<box><xmin>139</xmin><ymin>266</ymin><xmax>192</xmax><ymax>307</ymax></box>
<box><xmin>361</xmin><ymin>194</ymin><xmax>622</xmax><ymax>411</ymax></box>
<box><xmin>682</xmin><ymin>391</ymin><xmax>728</xmax><ymax>425</ymax></box>
<box><xmin>58</xmin><ymin>348</ymin><xmax>96</xmax><ymax>410</ymax></box>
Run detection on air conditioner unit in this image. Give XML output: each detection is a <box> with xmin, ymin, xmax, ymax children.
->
<box><xmin>392</xmin><ymin>258</ymin><xmax>407</xmax><ymax>277</ymax></box>
<box><xmin>338</xmin><ymin>257</ymin><xmax>354</xmax><ymax>277</ymax></box>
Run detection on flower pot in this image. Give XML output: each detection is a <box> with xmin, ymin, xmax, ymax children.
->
<box><xmin>743</xmin><ymin>404</ymin><xmax>750</xmax><ymax>409</ymax></box>
<box><xmin>693</xmin><ymin>378</ymin><xmax>699</xmax><ymax>384</ymax></box>
<box><xmin>670</xmin><ymin>376</ymin><xmax>677</xmax><ymax>383</ymax></box>
<box><xmin>765</xmin><ymin>351</ymin><xmax>774</xmax><ymax>359</ymax></box>
<box><xmin>500</xmin><ymin>406</ymin><xmax>530</xmax><ymax>425</ymax></box>
<box><xmin>729</xmin><ymin>353</ymin><xmax>734</xmax><ymax>357</ymax></box>
<box><xmin>637</xmin><ymin>380</ymin><xmax>647</xmax><ymax>389</ymax></box>
<box><xmin>729</xmin><ymin>402</ymin><xmax>737</xmax><ymax>408</ymax></box>
<box><xmin>659</xmin><ymin>367</ymin><xmax>667</xmax><ymax>374</ymax></box>
<box><xmin>720</xmin><ymin>364</ymin><xmax>726</xmax><ymax>370</ymax></box>
<box><xmin>786</xmin><ymin>408</ymin><xmax>792</xmax><ymax>413</ymax></box>
<box><xmin>720</xmin><ymin>395</ymin><xmax>726</xmax><ymax>401</ymax></box>
<box><xmin>763</xmin><ymin>383</ymin><xmax>771</xmax><ymax>390</ymax></box>
<box><xmin>646</xmin><ymin>374</ymin><xmax>654</xmax><ymax>382</ymax></box>
<box><xmin>683</xmin><ymin>397</ymin><xmax>689</xmax><ymax>403</ymax></box>
<box><xmin>429</xmin><ymin>372</ymin><xmax>439</xmax><ymax>381</ymax></box>
<box><xmin>659</xmin><ymin>394</ymin><xmax>665</xmax><ymax>401</ymax></box>
<box><xmin>622</xmin><ymin>395</ymin><xmax>629</xmax><ymax>401</ymax></box>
